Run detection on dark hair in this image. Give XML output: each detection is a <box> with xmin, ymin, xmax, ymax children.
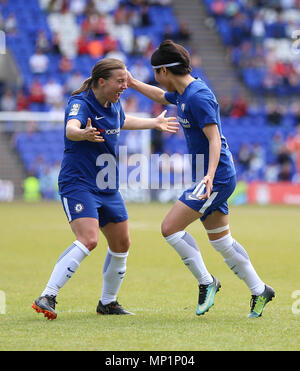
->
<box><xmin>71</xmin><ymin>58</ymin><xmax>126</xmax><ymax>96</ymax></box>
<box><xmin>150</xmin><ymin>40</ymin><xmax>192</xmax><ymax>75</ymax></box>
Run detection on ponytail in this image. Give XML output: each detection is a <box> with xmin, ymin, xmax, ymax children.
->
<box><xmin>71</xmin><ymin>77</ymin><xmax>93</xmax><ymax>96</ymax></box>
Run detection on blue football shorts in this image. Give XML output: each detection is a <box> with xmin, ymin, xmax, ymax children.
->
<box><xmin>179</xmin><ymin>175</ymin><xmax>237</xmax><ymax>221</ymax></box>
<box><xmin>60</xmin><ymin>187</ymin><xmax>128</xmax><ymax>228</ymax></box>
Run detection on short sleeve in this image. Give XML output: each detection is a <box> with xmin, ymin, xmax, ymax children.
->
<box><xmin>188</xmin><ymin>93</ymin><xmax>218</xmax><ymax>129</ymax></box>
<box><xmin>165</xmin><ymin>91</ymin><xmax>178</xmax><ymax>105</ymax></box>
<box><xmin>65</xmin><ymin>99</ymin><xmax>89</xmax><ymax>128</ymax></box>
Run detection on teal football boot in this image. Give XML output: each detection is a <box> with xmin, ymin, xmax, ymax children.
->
<box><xmin>196</xmin><ymin>275</ymin><xmax>221</xmax><ymax>316</ymax></box>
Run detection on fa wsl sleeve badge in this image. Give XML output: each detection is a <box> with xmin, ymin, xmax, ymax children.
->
<box><xmin>69</xmin><ymin>103</ymin><xmax>81</xmax><ymax>116</ymax></box>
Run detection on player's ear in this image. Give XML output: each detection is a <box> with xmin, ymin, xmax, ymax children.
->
<box><xmin>161</xmin><ymin>66</ymin><xmax>167</xmax><ymax>74</ymax></box>
<box><xmin>97</xmin><ymin>77</ymin><xmax>106</xmax><ymax>86</ymax></box>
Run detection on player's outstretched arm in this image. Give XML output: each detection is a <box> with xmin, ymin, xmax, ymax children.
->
<box><xmin>66</xmin><ymin>118</ymin><xmax>104</xmax><ymax>142</ymax></box>
<box><xmin>127</xmin><ymin>70</ymin><xmax>169</xmax><ymax>105</ymax></box>
<box><xmin>123</xmin><ymin>110</ymin><xmax>179</xmax><ymax>133</ymax></box>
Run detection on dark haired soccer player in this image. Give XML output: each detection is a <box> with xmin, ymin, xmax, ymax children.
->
<box><xmin>32</xmin><ymin>58</ymin><xmax>178</xmax><ymax>319</ymax></box>
<box><xmin>127</xmin><ymin>40</ymin><xmax>275</xmax><ymax>318</ymax></box>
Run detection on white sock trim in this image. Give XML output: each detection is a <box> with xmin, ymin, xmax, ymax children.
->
<box><xmin>108</xmin><ymin>247</ymin><xmax>129</xmax><ymax>258</ymax></box>
<box><xmin>74</xmin><ymin>240</ymin><xmax>90</xmax><ymax>256</ymax></box>
<box><xmin>209</xmin><ymin>233</ymin><xmax>233</xmax><ymax>246</ymax></box>
<box><xmin>165</xmin><ymin>231</ymin><xmax>185</xmax><ymax>244</ymax></box>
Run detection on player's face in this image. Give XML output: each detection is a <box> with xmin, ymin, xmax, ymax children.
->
<box><xmin>154</xmin><ymin>69</ymin><xmax>176</xmax><ymax>92</ymax></box>
<box><xmin>100</xmin><ymin>69</ymin><xmax>127</xmax><ymax>103</ymax></box>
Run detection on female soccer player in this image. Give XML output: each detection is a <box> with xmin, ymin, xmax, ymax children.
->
<box><xmin>127</xmin><ymin>40</ymin><xmax>275</xmax><ymax>318</ymax></box>
<box><xmin>32</xmin><ymin>58</ymin><xmax>178</xmax><ymax>320</ymax></box>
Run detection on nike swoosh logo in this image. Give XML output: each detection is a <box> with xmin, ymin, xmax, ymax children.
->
<box><xmin>197</xmin><ymin>286</ymin><xmax>216</xmax><ymax>312</ymax></box>
<box><xmin>95</xmin><ymin>116</ymin><xmax>104</xmax><ymax>120</ymax></box>
<box><xmin>67</xmin><ymin>267</ymin><xmax>75</xmax><ymax>273</ymax></box>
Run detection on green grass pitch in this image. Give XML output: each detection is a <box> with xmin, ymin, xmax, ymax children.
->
<box><xmin>0</xmin><ymin>201</ymin><xmax>299</xmax><ymax>351</ymax></box>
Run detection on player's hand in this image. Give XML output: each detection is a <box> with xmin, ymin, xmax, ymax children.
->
<box><xmin>199</xmin><ymin>175</ymin><xmax>213</xmax><ymax>200</ymax></box>
<box><xmin>155</xmin><ymin>110</ymin><xmax>179</xmax><ymax>133</ymax></box>
<box><xmin>83</xmin><ymin>118</ymin><xmax>104</xmax><ymax>143</ymax></box>
<box><xmin>126</xmin><ymin>70</ymin><xmax>134</xmax><ymax>88</ymax></box>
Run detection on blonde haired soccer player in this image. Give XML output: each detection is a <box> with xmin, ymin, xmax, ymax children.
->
<box><xmin>127</xmin><ymin>40</ymin><xmax>275</xmax><ymax>318</ymax></box>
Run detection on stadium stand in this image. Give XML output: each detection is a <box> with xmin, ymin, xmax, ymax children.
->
<box><xmin>203</xmin><ymin>0</ymin><xmax>300</xmax><ymax>95</ymax></box>
<box><xmin>0</xmin><ymin>0</ymin><xmax>300</xmax><ymax>200</ymax></box>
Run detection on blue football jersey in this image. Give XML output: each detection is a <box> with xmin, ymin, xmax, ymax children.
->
<box><xmin>165</xmin><ymin>78</ymin><xmax>236</xmax><ymax>182</ymax></box>
<box><xmin>58</xmin><ymin>89</ymin><xmax>125</xmax><ymax>194</ymax></box>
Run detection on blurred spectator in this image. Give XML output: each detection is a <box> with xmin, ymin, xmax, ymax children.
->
<box><xmin>230</xmin><ymin>95</ymin><xmax>248</xmax><ymax>118</ymax></box>
<box><xmin>251</xmin><ymin>12</ymin><xmax>265</xmax><ymax>46</ymax></box>
<box><xmin>163</xmin><ymin>24</ymin><xmax>177</xmax><ymax>41</ymax></box>
<box><xmin>43</xmin><ymin>78</ymin><xmax>64</xmax><ymax>106</ymax></box>
<box><xmin>36</xmin><ymin>30</ymin><xmax>50</xmax><ymax>54</ymax></box>
<box><xmin>0</xmin><ymin>89</ymin><xmax>16</xmax><ymax>111</ymax></box>
<box><xmin>65</xmin><ymin>71</ymin><xmax>85</xmax><ymax>95</ymax></box>
<box><xmin>266</xmin><ymin>102</ymin><xmax>283</xmax><ymax>126</ymax></box>
<box><xmin>269</xmin><ymin>14</ymin><xmax>287</xmax><ymax>39</ymax></box>
<box><xmin>176</xmin><ymin>21</ymin><xmax>191</xmax><ymax>43</ymax></box>
<box><xmin>59</xmin><ymin>56</ymin><xmax>74</xmax><ymax>74</ymax></box>
<box><xmin>102</xmin><ymin>33</ymin><xmax>118</xmax><ymax>54</ymax></box>
<box><xmin>210</xmin><ymin>0</ymin><xmax>226</xmax><ymax>18</ymax></box>
<box><xmin>82</xmin><ymin>13</ymin><xmax>111</xmax><ymax>38</ymax></box>
<box><xmin>276</xmin><ymin>144</ymin><xmax>294</xmax><ymax>181</ymax></box>
<box><xmin>94</xmin><ymin>0</ymin><xmax>120</xmax><ymax>14</ymax></box>
<box><xmin>112</xmin><ymin>21</ymin><xmax>134</xmax><ymax>54</ymax></box>
<box><xmin>39</xmin><ymin>165</ymin><xmax>59</xmax><ymax>200</ymax></box>
<box><xmin>114</xmin><ymin>3</ymin><xmax>130</xmax><ymax>25</ymax></box>
<box><xmin>51</xmin><ymin>32</ymin><xmax>62</xmax><ymax>55</ymax></box>
<box><xmin>286</xmin><ymin>123</ymin><xmax>300</xmax><ymax>174</ymax></box>
<box><xmin>87</xmin><ymin>39</ymin><xmax>104</xmax><ymax>58</ymax></box>
<box><xmin>264</xmin><ymin>162</ymin><xmax>279</xmax><ymax>182</ymax></box>
<box><xmin>4</xmin><ymin>13</ymin><xmax>17</xmax><ymax>34</ymax></box>
<box><xmin>131</xmin><ymin>34</ymin><xmax>152</xmax><ymax>56</ymax></box>
<box><xmin>28</xmin><ymin>79</ymin><xmax>45</xmax><ymax>105</ymax></box>
<box><xmin>140</xmin><ymin>4</ymin><xmax>151</xmax><ymax>26</ymax></box>
<box><xmin>230</xmin><ymin>12</ymin><xmax>251</xmax><ymax>47</ymax></box>
<box><xmin>248</xmin><ymin>143</ymin><xmax>266</xmax><ymax>178</ymax></box>
<box><xmin>190</xmin><ymin>53</ymin><xmax>203</xmax><ymax>78</ymax></box>
<box><xmin>219</xmin><ymin>96</ymin><xmax>233</xmax><ymax>117</ymax></box>
<box><xmin>69</xmin><ymin>0</ymin><xmax>86</xmax><ymax>15</ymax></box>
<box><xmin>29</xmin><ymin>49</ymin><xmax>49</xmax><ymax>75</ymax></box>
<box><xmin>278</xmin><ymin>161</ymin><xmax>293</xmax><ymax>181</ymax></box>
<box><xmin>130</xmin><ymin>60</ymin><xmax>151</xmax><ymax>83</ymax></box>
<box><xmin>105</xmin><ymin>44</ymin><xmax>127</xmax><ymax>63</ymax></box>
<box><xmin>270</xmin><ymin>132</ymin><xmax>284</xmax><ymax>158</ymax></box>
<box><xmin>16</xmin><ymin>89</ymin><xmax>29</xmax><ymax>111</ymax></box>
<box><xmin>238</xmin><ymin>143</ymin><xmax>252</xmax><ymax>171</ymax></box>
<box><xmin>291</xmin><ymin>102</ymin><xmax>300</xmax><ymax>126</ymax></box>
<box><xmin>23</xmin><ymin>174</ymin><xmax>41</xmax><ymax>202</ymax></box>
<box><xmin>123</xmin><ymin>95</ymin><xmax>139</xmax><ymax>113</ymax></box>
<box><xmin>76</xmin><ymin>31</ymin><xmax>90</xmax><ymax>55</ymax></box>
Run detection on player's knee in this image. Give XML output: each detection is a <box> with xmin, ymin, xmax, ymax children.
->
<box><xmin>82</xmin><ymin>235</ymin><xmax>98</xmax><ymax>251</ymax></box>
<box><xmin>161</xmin><ymin>220</ymin><xmax>175</xmax><ymax>238</ymax></box>
<box><xmin>120</xmin><ymin>235</ymin><xmax>131</xmax><ymax>252</ymax></box>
